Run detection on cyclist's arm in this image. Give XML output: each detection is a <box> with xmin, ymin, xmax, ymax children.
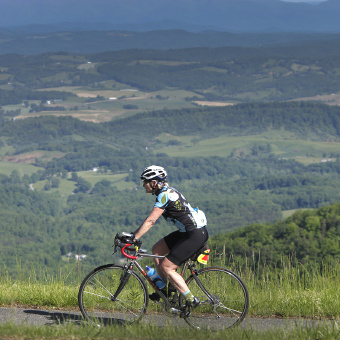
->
<box><xmin>133</xmin><ymin>207</ymin><xmax>164</xmax><ymax>239</ymax></box>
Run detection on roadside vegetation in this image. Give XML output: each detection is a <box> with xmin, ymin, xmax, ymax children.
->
<box><xmin>0</xmin><ymin>320</ymin><xmax>338</xmax><ymax>340</ymax></box>
<box><xmin>0</xmin><ymin>254</ymin><xmax>338</xmax><ymax>339</ymax></box>
<box><xmin>1</xmin><ymin>256</ymin><xmax>339</xmax><ymax>319</ymax></box>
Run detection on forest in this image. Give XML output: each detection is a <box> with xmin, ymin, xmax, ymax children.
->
<box><xmin>211</xmin><ymin>202</ymin><xmax>340</xmax><ymax>268</ymax></box>
<box><xmin>0</xmin><ymin>37</ymin><xmax>340</xmax><ymax>276</ymax></box>
<box><xmin>2</xmin><ymin>40</ymin><xmax>340</xmax><ymax>105</ymax></box>
<box><xmin>0</xmin><ymin>101</ymin><xmax>339</xmax><ymax>275</ymax></box>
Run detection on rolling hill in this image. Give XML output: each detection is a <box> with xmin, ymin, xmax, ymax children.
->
<box><xmin>0</xmin><ymin>100</ymin><xmax>340</xmax><ymax>274</ymax></box>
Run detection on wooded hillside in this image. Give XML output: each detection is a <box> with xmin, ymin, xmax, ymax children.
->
<box><xmin>212</xmin><ymin>203</ymin><xmax>340</xmax><ymax>267</ymax></box>
<box><xmin>0</xmin><ymin>101</ymin><xmax>339</xmax><ymax>275</ymax></box>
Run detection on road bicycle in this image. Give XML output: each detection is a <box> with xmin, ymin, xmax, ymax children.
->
<box><xmin>78</xmin><ymin>232</ymin><xmax>249</xmax><ymax>329</ymax></box>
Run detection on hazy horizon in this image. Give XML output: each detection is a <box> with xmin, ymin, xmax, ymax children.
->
<box><xmin>0</xmin><ymin>0</ymin><xmax>338</xmax><ymax>33</ymax></box>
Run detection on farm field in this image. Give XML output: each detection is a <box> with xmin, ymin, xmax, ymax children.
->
<box><xmin>155</xmin><ymin>131</ymin><xmax>340</xmax><ymax>162</ymax></box>
<box><xmin>0</xmin><ymin>129</ymin><xmax>338</xmax><ymax>192</ymax></box>
<box><xmin>77</xmin><ymin>171</ymin><xmax>134</xmax><ymax>190</ymax></box>
<box><xmin>31</xmin><ymin>171</ymin><xmax>134</xmax><ymax>196</ymax></box>
<box><xmin>7</xmin><ymin>87</ymin><xmax>201</xmax><ymax>123</ymax></box>
<box><xmin>0</xmin><ymin>160</ymin><xmax>43</xmax><ymax>176</ymax></box>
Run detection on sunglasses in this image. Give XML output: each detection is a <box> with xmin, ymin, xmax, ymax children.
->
<box><xmin>141</xmin><ymin>179</ymin><xmax>151</xmax><ymax>186</ymax></box>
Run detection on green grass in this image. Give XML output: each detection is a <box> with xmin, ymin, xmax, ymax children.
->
<box><xmin>9</xmin><ymin>87</ymin><xmax>199</xmax><ymax>123</ymax></box>
<box><xmin>155</xmin><ymin>131</ymin><xmax>340</xmax><ymax>161</ymax></box>
<box><xmin>0</xmin><ymin>257</ymin><xmax>338</xmax><ymax>339</ymax></box>
<box><xmin>77</xmin><ymin>171</ymin><xmax>136</xmax><ymax>190</ymax></box>
<box><xmin>32</xmin><ymin>171</ymin><xmax>135</xmax><ymax>196</ymax></box>
<box><xmin>282</xmin><ymin>209</ymin><xmax>312</xmax><ymax>219</ymax></box>
<box><xmin>0</xmin><ymin>320</ymin><xmax>338</xmax><ymax>340</ymax></box>
<box><xmin>1</xmin><ymin>257</ymin><xmax>338</xmax><ymax>319</ymax></box>
<box><xmin>0</xmin><ymin>161</ymin><xmax>43</xmax><ymax>176</ymax></box>
<box><xmin>33</xmin><ymin>178</ymin><xmax>77</xmax><ymax>196</ymax></box>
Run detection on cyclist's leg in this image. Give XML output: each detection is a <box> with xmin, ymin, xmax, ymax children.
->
<box><xmin>162</xmin><ymin>228</ymin><xmax>208</xmax><ymax>305</ymax></box>
<box><xmin>151</xmin><ymin>230</ymin><xmax>182</xmax><ymax>281</ymax></box>
<box><xmin>151</xmin><ymin>238</ymin><xmax>170</xmax><ymax>281</ymax></box>
<box><xmin>179</xmin><ymin>267</ymin><xmax>249</xmax><ymax>329</ymax></box>
<box><xmin>160</xmin><ymin>257</ymin><xmax>187</xmax><ymax>293</ymax></box>
<box><xmin>165</xmin><ymin>227</ymin><xmax>208</xmax><ymax>272</ymax></box>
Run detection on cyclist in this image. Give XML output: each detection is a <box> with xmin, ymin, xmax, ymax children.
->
<box><xmin>131</xmin><ymin>165</ymin><xmax>209</xmax><ymax>308</ymax></box>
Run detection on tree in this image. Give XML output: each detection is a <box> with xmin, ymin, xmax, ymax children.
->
<box><xmin>51</xmin><ymin>178</ymin><xmax>60</xmax><ymax>188</ymax></box>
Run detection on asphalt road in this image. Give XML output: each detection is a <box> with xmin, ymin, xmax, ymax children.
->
<box><xmin>0</xmin><ymin>306</ymin><xmax>335</xmax><ymax>330</ymax></box>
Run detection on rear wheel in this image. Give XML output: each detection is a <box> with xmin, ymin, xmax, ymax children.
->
<box><xmin>78</xmin><ymin>264</ymin><xmax>149</xmax><ymax>325</ymax></box>
<box><xmin>180</xmin><ymin>267</ymin><xmax>249</xmax><ymax>329</ymax></box>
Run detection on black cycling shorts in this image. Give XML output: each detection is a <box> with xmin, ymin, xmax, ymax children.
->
<box><xmin>164</xmin><ymin>227</ymin><xmax>209</xmax><ymax>266</ymax></box>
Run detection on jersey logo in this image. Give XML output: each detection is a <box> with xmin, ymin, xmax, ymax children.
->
<box><xmin>175</xmin><ymin>200</ymin><xmax>182</xmax><ymax>211</ymax></box>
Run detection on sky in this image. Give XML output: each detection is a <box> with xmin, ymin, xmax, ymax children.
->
<box><xmin>281</xmin><ymin>0</ymin><xmax>325</xmax><ymax>2</ymax></box>
<box><xmin>281</xmin><ymin>1</ymin><xmax>326</xmax><ymax>2</ymax></box>
<box><xmin>0</xmin><ymin>0</ymin><xmax>334</xmax><ymax>31</ymax></box>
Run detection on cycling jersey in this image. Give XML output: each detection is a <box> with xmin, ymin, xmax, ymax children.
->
<box><xmin>154</xmin><ymin>186</ymin><xmax>206</xmax><ymax>232</ymax></box>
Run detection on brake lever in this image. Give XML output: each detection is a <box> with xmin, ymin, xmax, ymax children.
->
<box><xmin>113</xmin><ymin>236</ymin><xmax>122</xmax><ymax>254</ymax></box>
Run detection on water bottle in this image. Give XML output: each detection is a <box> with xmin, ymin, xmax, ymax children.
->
<box><xmin>146</xmin><ymin>266</ymin><xmax>166</xmax><ymax>289</ymax></box>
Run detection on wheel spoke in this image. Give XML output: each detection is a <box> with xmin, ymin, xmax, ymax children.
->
<box><xmin>78</xmin><ymin>265</ymin><xmax>148</xmax><ymax>325</ymax></box>
<box><xmin>181</xmin><ymin>267</ymin><xmax>249</xmax><ymax>329</ymax></box>
<box><xmin>83</xmin><ymin>290</ymin><xmax>111</xmax><ymax>300</ymax></box>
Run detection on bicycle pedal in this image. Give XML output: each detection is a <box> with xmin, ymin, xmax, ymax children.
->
<box><xmin>179</xmin><ymin>308</ymin><xmax>191</xmax><ymax>318</ymax></box>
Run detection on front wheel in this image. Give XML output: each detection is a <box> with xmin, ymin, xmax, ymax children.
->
<box><xmin>180</xmin><ymin>266</ymin><xmax>249</xmax><ymax>329</ymax></box>
<box><xmin>78</xmin><ymin>264</ymin><xmax>149</xmax><ymax>325</ymax></box>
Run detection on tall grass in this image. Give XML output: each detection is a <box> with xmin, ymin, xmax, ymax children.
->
<box><xmin>0</xmin><ymin>257</ymin><xmax>339</xmax><ymax>339</ymax></box>
<box><xmin>213</xmin><ymin>253</ymin><xmax>340</xmax><ymax>319</ymax></box>
<box><xmin>0</xmin><ymin>256</ymin><xmax>339</xmax><ymax>320</ymax></box>
<box><xmin>0</xmin><ymin>262</ymin><xmax>79</xmax><ymax>307</ymax></box>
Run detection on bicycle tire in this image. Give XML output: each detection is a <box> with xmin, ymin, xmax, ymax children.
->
<box><xmin>78</xmin><ymin>264</ymin><xmax>149</xmax><ymax>326</ymax></box>
<box><xmin>179</xmin><ymin>266</ymin><xmax>249</xmax><ymax>330</ymax></box>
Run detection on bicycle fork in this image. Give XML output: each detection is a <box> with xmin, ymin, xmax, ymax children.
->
<box><xmin>111</xmin><ymin>264</ymin><xmax>133</xmax><ymax>302</ymax></box>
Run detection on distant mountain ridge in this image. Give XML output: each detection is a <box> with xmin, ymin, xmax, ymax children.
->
<box><xmin>0</xmin><ymin>0</ymin><xmax>339</xmax><ymax>33</ymax></box>
<box><xmin>1</xmin><ymin>29</ymin><xmax>340</xmax><ymax>55</ymax></box>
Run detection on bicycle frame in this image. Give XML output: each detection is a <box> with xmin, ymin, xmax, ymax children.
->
<box><xmin>79</xmin><ymin>235</ymin><xmax>249</xmax><ymax>329</ymax></box>
<box><xmin>119</xmin><ymin>243</ymin><xmax>187</xmax><ymax>289</ymax></box>
<box><xmin>118</xmin><ymin>242</ymin><xmax>214</xmax><ymax>310</ymax></box>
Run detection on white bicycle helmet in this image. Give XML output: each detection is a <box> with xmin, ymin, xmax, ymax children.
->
<box><xmin>140</xmin><ymin>165</ymin><xmax>167</xmax><ymax>182</ymax></box>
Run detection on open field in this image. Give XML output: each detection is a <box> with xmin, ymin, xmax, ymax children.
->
<box><xmin>2</xmin><ymin>151</ymin><xmax>65</xmax><ymax>164</ymax></box>
<box><xmin>281</xmin><ymin>208</ymin><xmax>312</xmax><ymax>219</ymax></box>
<box><xmin>0</xmin><ymin>129</ymin><xmax>338</xmax><ymax>191</ymax></box>
<box><xmin>15</xmin><ymin>110</ymin><xmax>123</xmax><ymax>123</ymax></box>
<box><xmin>31</xmin><ymin>171</ymin><xmax>135</xmax><ymax>196</ymax></box>
<box><xmin>193</xmin><ymin>100</ymin><xmax>235</xmax><ymax>107</ymax></box>
<box><xmin>8</xmin><ymin>87</ymin><xmax>200</xmax><ymax>123</ymax></box>
<box><xmin>37</xmin><ymin>86</ymin><xmax>145</xmax><ymax>100</ymax></box>
<box><xmin>32</xmin><ymin>178</ymin><xmax>76</xmax><ymax>196</ymax></box>
<box><xmin>0</xmin><ymin>161</ymin><xmax>43</xmax><ymax>176</ymax></box>
<box><xmin>156</xmin><ymin>131</ymin><xmax>340</xmax><ymax>161</ymax></box>
<box><xmin>77</xmin><ymin>171</ymin><xmax>134</xmax><ymax>190</ymax></box>
<box><xmin>295</xmin><ymin>92</ymin><xmax>340</xmax><ymax>106</ymax></box>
